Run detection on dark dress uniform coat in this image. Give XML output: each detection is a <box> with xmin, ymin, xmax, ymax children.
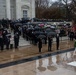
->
<box><xmin>14</xmin><ymin>32</ymin><xmax>20</xmax><ymax>48</ymax></box>
<box><xmin>48</xmin><ymin>37</ymin><xmax>52</xmax><ymax>51</ymax></box>
<box><xmin>56</xmin><ymin>34</ymin><xmax>59</xmax><ymax>50</ymax></box>
<box><xmin>38</xmin><ymin>38</ymin><xmax>42</xmax><ymax>52</ymax></box>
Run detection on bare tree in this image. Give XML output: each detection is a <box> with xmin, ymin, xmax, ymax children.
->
<box><xmin>35</xmin><ymin>0</ymin><xmax>50</xmax><ymax>18</ymax></box>
<box><xmin>35</xmin><ymin>0</ymin><xmax>49</xmax><ymax>8</ymax></box>
<box><xmin>35</xmin><ymin>0</ymin><xmax>76</xmax><ymax>19</ymax></box>
<box><xmin>71</xmin><ymin>0</ymin><xmax>76</xmax><ymax>17</ymax></box>
<box><xmin>72</xmin><ymin>0</ymin><xmax>76</xmax><ymax>4</ymax></box>
<box><xmin>62</xmin><ymin>0</ymin><xmax>76</xmax><ymax>18</ymax></box>
<box><xmin>61</xmin><ymin>0</ymin><xmax>71</xmax><ymax>19</ymax></box>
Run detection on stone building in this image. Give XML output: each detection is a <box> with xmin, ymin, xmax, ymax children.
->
<box><xmin>0</xmin><ymin>0</ymin><xmax>35</xmax><ymax>20</ymax></box>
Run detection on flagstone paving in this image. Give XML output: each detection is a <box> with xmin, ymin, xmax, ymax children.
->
<box><xmin>0</xmin><ymin>40</ymin><xmax>74</xmax><ymax>64</ymax></box>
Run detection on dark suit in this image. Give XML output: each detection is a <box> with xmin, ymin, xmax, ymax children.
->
<box><xmin>5</xmin><ymin>35</ymin><xmax>10</xmax><ymax>49</ymax></box>
<box><xmin>48</xmin><ymin>37</ymin><xmax>52</xmax><ymax>51</ymax></box>
<box><xmin>69</xmin><ymin>32</ymin><xmax>74</xmax><ymax>41</ymax></box>
<box><xmin>38</xmin><ymin>39</ymin><xmax>42</xmax><ymax>52</ymax></box>
<box><xmin>56</xmin><ymin>34</ymin><xmax>59</xmax><ymax>50</ymax></box>
<box><xmin>14</xmin><ymin>32</ymin><xmax>20</xmax><ymax>48</ymax></box>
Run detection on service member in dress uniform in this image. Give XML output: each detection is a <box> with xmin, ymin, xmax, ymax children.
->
<box><xmin>14</xmin><ymin>32</ymin><xmax>20</xmax><ymax>48</ymax></box>
<box><xmin>2</xmin><ymin>28</ymin><xmax>8</xmax><ymax>45</ymax></box>
<box><xmin>56</xmin><ymin>34</ymin><xmax>59</xmax><ymax>50</ymax></box>
<box><xmin>48</xmin><ymin>36</ymin><xmax>53</xmax><ymax>51</ymax></box>
<box><xmin>5</xmin><ymin>34</ymin><xmax>11</xmax><ymax>49</ymax></box>
<box><xmin>38</xmin><ymin>38</ymin><xmax>42</xmax><ymax>52</ymax></box>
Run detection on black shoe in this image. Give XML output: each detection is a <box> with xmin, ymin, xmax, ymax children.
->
<box><xmin>48</xmin><ymin>49</ymin><xmax>51</xmax><ymax>52</ymax></box>
<box><xmin>1</xmin><ymin>48</ymin><xmax>3</xmax><ymax>50</ymax></box>
<box><xmin>15</xmin><ymin>47</ymin><xmax>18</xmax><ymax>49</ymax></box>
<box><xmin>1</xmin><ymin>50</ymin><xmax>3</xmax><ymax>52</ymax></box>
<box><xmin>57</xmin><ymin>49</ymin><xmax>59</xmax><ymax>50</ymax></box>
<box><xmin>6</xmin><ymin>48</ymin><xmax>9</xmax><ymax>50</ymax></box>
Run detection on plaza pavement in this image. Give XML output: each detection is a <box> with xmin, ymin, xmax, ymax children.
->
<box><xmin>19</xmin><ymin>36</ymin><xmax>30</xmax><ymax>47</ymax></box>
<box><xmin>19</xmin><ymin>36</ymin><xmax>69</xmax><ymax>47</ymax></box>
<box><xmin>0</xmin><ymin>36</ymin><xmax>74</xmax><ymax>64</ymax></box>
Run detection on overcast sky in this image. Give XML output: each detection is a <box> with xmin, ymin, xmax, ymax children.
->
<box><xmin>50</xmin><ymin>0</ymin><xmax>71</xmax><ymax>4</ymax></box>
<box><xmin>50</xmin><ymin>0</ymin><xmax>58</xmax><ymax>5</ymax></box>
<box><xmin>51</xmin><ymin>0</ymin><xmax>58</xmax><ymax>2</ymax></box>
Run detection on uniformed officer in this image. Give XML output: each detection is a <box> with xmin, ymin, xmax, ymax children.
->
<box><xmin>56</xmin><ymin>34</ymin><xmax>59</xmax><ymax>50</ymax></box>
<box><xmin>14</xmin><ymin>32</ymin><xmax>20</xmax><ymax>48</ymax></box>
<box><xmin>38</xmin><ymin>38</ymin><xmax>42</xmax><ymax>52</ymax></box>
<box><xmin>5</xmin><ymin>34</ymin><xmax>11</xmax><ymax>49</ymax></box>
<box><xmin>2</xmin><ymin>28</ymin><xmax>8</xmax><ymax>45</ymax></box>
<box><xmin>48</xmin><ymin>36</ymin><xmax>53</xmax><ymax>51</ymax></box>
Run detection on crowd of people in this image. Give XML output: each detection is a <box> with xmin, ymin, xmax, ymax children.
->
<box><xmin>38</xmin><ymin>33</ymin><xmax>60</xmax><ymax>52</ymax></box>
<box><xmin>0</xmin><ymin>26</ymin><xmax>20</xmax><ymax>51</ymax></box>
<box><xmin>32</xmin><ymin>18</ymin><xmax>71</xmax><ymax>22</ymax></box>
<box><xmin>0</xmin><ymin>18</ymin><xmax>60</xmax><ymax>52</ymax></box>
<box><xmin>0</xmin><ymin>18</ymin><xmax>29</xmax><ymax>51</ymax></box>
<box><xmin>0</xmin><ymin>18</ymin><xmax>76</xmax><ymax>52</ymax></box>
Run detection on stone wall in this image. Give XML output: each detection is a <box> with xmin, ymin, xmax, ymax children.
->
<box><xmin>0</xmin><ymin>0</ymin><xmax>6</xmax><ymax>19</ymax></box>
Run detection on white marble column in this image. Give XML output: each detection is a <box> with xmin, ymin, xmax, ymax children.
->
<box><xmin>31</xmin><ymin>0</ymin><xmax>35</xmax><ymax>18</ymax></box>
<box><xmin>6</xmin><ymin>0</ymin><xmax>11</xmax><ymax>19</ymax></box>
<box><xmin>16</xmin><ymin>0</ymin><xmax>21</xmax><ymax>19</ymax></box>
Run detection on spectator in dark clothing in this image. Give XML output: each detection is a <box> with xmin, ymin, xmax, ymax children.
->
<box><xmin>74</xmin><ymin>32</ymin><xmax>76</xmax><ymax>39</ymax></box>
<box><xmin>69</xmin><ymin>31</ymin><xmax>74</xmax><ymax>41</ymax></box>
<box><xmin>0</xmin><ymin>35</ymin><xmax>4</xmax><ymax>51</ymax></box>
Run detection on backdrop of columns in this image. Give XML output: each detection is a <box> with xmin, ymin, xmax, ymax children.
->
<box><xmin>5</xmin><ymin>0</ymin><xmax>35</xmax><ymax>20</ymax></box>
